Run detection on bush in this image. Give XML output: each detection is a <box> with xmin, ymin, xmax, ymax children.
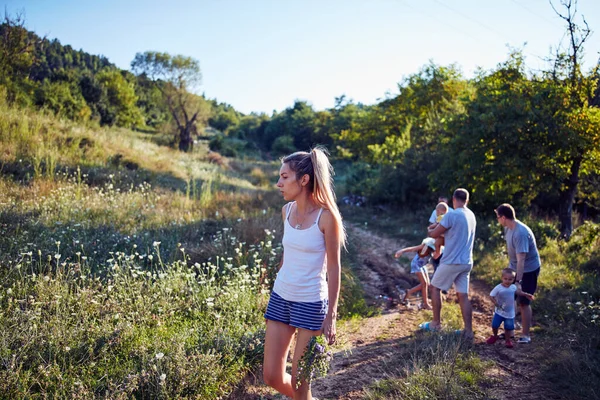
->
<box><xmin>520</xmin><ymin>216</ymin><xmax>560</xmax><ymax>249</ymax></box>
<box><xmin>566</xmin><ymin>221</ymin><xmax>600</xmax><ymax>271</ymax></box>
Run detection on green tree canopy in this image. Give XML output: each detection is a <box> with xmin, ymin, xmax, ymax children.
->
<box><xmin>131</xmin><ymin>51</ymin><xmax>209</xmax><ymax>151</ymax></box>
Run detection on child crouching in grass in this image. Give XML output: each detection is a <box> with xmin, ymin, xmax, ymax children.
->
<box><xmin>487</xmin><ymin>268</ymin><xmax>535</xmax><ymax>348</ymax></box>
<box><xmin>395</xmin><ymin>238</ymin><xmax>438</xmax><ymax>310</ymax></box>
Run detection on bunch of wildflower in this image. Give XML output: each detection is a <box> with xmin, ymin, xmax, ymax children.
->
<box><xmin>296</xmin><ymin>335</ymin><xmax>333</xmax><ymax>389</ymax></box>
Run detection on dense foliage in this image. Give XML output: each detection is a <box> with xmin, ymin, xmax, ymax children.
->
<box><xmin>1</xmin><ymin>3</ymin><xmax>599</xmax><ymax>233</ymax></box>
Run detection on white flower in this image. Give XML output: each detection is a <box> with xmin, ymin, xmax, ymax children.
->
<box><xmin>43</xmin><ymin>276</ymin><xmax>50</xmax><ymax>282</ymax></box>
<box><xmin>152</xmin><ymin>241</ymin><xmax>161</xmax><ymax>247</ymax></box>
<box><xmin>155</xmin><ymin>352</ymin><xmax>164</xmax><ymax>360</ymax></box>
<box><xmin>160</xmin><ymin>373</ymin><xmax>166</xmax><ymax>381</ymax></box>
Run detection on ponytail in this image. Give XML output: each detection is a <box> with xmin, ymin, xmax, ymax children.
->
<box><xmin>311</xmin><ymin>147</ymin><xmax>347</xmax><ymax>247</ymax></box>
<box><xmin>282</xmin><ymin>146</ymin><xmax>347</xmax><ymax>247</ymax></box>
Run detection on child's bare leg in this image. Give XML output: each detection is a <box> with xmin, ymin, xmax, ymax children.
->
<box><xmin>407</xmin><ymin>283</ymin><xmax>422</xmax><ymax>296</ymax></box>
<box><xmin>416</xmin><ymin>271</ymin><xmax>431</xmax><ymax>309</ymax></box>
<box><xmin>433</xmin><ymin>237</ymin><xmax>444</xmax><ymax>259</ymax></box>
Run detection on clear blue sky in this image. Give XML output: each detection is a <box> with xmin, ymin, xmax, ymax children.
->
<box><xmin>4</xmin><ymin>0</ymin><xmax>600</xmax><ymax>114</ymax></box>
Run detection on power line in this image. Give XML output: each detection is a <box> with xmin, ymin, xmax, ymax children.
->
<box><xmin>432</xmin><ymin>0</ymin><xmax>510</xmax><ymax>42</ymax></box>
<box><xmin>396</xmin><ymin>0</ymin><xmax>494</xmax><ymax>47</ymax></box>
<box><xmin>510</xmin><ymin>0</ymin><xmax>565</xmax><ymax>29</ymax></box>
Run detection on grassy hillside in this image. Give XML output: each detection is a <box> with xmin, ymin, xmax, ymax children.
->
<box><xmin>0</xmin><ymin>100</ymin><xmax>287</xmax><ymax>398</ymax></box>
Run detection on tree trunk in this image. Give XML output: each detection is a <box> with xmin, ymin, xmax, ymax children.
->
<box><xmin>558</xmin><ymin>155</ymin><xmax>582</xmax><ymax>239</ymax></box>
<box><xmin>178</xmin><ymin>124</ymin><xmax>194</xmax><ymax>152</ymax></box>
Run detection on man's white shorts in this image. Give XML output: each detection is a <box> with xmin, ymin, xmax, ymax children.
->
<box><xmin>430</xmin><ymin>263</ymin><xmax>472</xmax><ymax>293</ymax></box>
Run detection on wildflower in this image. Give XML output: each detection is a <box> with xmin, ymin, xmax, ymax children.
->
<box><xmin>296</xmin><ymin>335</ymin><xmax>332</xmax><ymax>389</ymax></box>
<box><xmin>160</xmin><ymin>373</ymin><xmax>166</xmax><ymax>383</ymax></box>
<box><xmin>155</xmin><ymin>352</ymin><xmax>164</xmax><ymax>360</ymax></box>
<box><xmin>153</xmin><ymin>241</ymin><xmax>161</xmax><ymax>247</ymax></box>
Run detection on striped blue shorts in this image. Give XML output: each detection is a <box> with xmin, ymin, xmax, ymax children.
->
<box><xmin>264</xmin><ymin>291</ymin><xmax>328</xmax><ymax>331</ymax></box>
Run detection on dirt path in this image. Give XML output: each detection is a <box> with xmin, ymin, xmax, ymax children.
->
<box><xmin>232</xmin><ymin>223</ymin><xmax>558</xmax><ymax>400</ymax></box>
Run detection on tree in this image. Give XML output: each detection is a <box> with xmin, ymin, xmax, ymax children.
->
<box><xmin>333</xmin><ymin>63</ymin><xmax>470</xmax><ymax>204</ymax></box>
<box><xmin>0</xmin><ymin>12</ymin><xmax>38</xmax><ymax>104</ymax></box>
<box><xmin>131</xmin><ymin>52</ymin><xmax>209</xmax><ymax>151</ymax></box>
<box><xmin>432</xmin><ymin>17</ymin><xmax>599</xmax><ymax>235</ymax></box>
<box><xmin>549</xmin><ymin>0</ymin><xmax>599</xmax><ymax>237</ymax></box>
<box><xmin>96</xmin><ymin>69</ymin><xmax>143</xmax><ymax>128</ymax></box>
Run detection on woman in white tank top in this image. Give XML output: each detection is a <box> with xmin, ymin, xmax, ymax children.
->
<box><xmin>263</xmin><ymin>147</ymin><xmax>346</xmax><ymax>400</ymax></box>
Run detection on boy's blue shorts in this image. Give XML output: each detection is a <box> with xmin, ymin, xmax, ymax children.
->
<box><xmin>492</xmin><ymin>312</ymin><xmax>515</xmax><ymax>331</ymax></box>
<box><xmin>264</xmin><ymin>291</ymin><xmax>328</xmax><ymax>331</ymax></box>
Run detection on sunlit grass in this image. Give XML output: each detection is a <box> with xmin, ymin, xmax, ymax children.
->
<box><xmin>364</xmin><ymin>333</ymin><xmax>492</xmax><ymax>400</ymax></box>
<box><xmin>0</xmin><ymin>238</ymin><xmax>274</xmax><ymax>398</ymax></box>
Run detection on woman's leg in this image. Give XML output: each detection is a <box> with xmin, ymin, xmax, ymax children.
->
<box><xmin>263</xmin><ymin>320</ymin><xmax>296</xmax><ymax>397</ymax></box>
<box><xmin>291</xmin><ymin>328</ymin><xmax>320</xmax><ymax>400</ymax></box>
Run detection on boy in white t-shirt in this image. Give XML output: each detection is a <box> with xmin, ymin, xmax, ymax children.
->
<box><xmin>486</xmin><ymin>268</ymin><xmax>535</xmax><ymax>348</ymax></box>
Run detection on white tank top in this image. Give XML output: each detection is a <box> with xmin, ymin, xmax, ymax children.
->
<box><xmin>272</xmin><ymin>202</ymin><xmax>328</xmax><ymax>302</ymax></box>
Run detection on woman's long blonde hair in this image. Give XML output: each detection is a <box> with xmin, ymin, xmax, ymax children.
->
<box><xmin>282</xmin><ymin>146</ymin><xmax>347</xmax><ymax>247</ymax></box>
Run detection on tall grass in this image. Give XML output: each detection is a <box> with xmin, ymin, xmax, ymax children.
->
<box><xmin>0</xmin><ymin>233</ymin><xmax>276</xmax><ymax>398</ymax></box>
